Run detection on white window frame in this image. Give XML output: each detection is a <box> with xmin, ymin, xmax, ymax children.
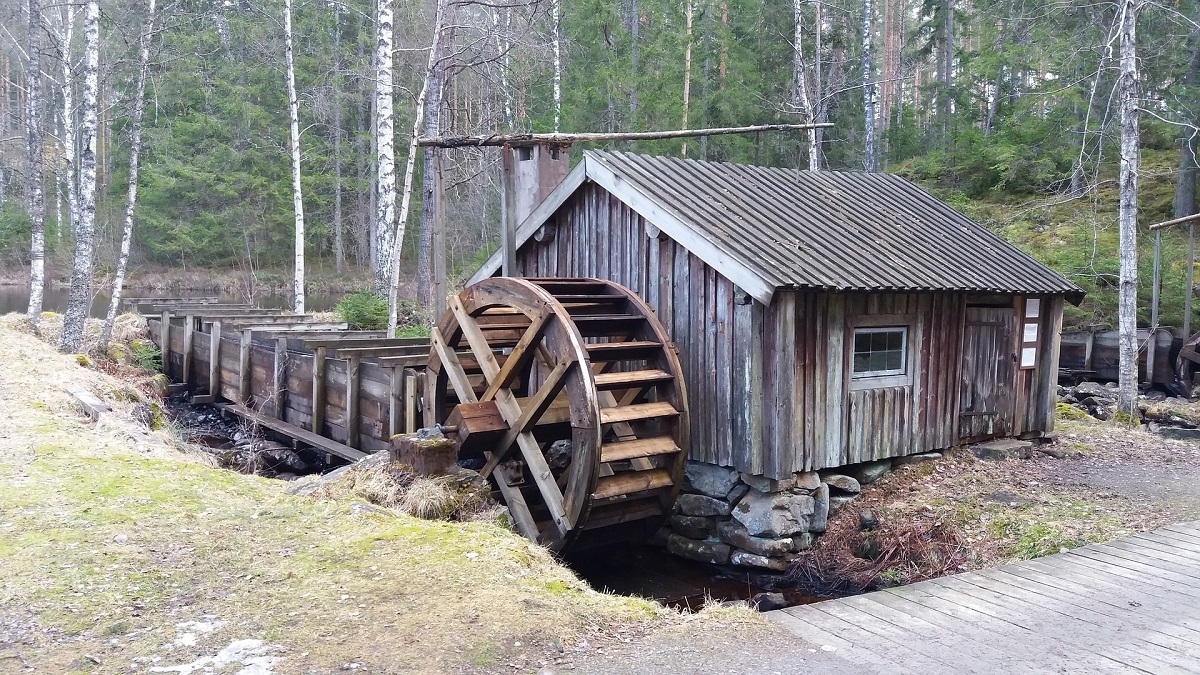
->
<box><xmin>851</xmin><ymin>326</ymin><xmax>909</xmax><ymax>379</ymax></box>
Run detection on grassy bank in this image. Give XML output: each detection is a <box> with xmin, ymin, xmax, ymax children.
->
<box><xmin>0</xmin><ymin>315</ymin><xmax>663</xmax><ymax>673</ymax></box>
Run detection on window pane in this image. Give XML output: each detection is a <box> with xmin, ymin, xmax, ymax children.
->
<box><xmin>854</xmin><ymin>333</ymin><xmax>871</xmax><ymax>353</ymax></box>
<box><xmin>868</xmin><ymin>352</ymin><xmax>886</xmax><ymax>371</ymax></box>
<box><xmin>884</xmin><ymin>350</ymin><xmax>902</xmax><ymax>371</ymax></box>
<box><xmin>871</xmin><ymin>332</ymin><xmax>888</xmax><ymax>351</ymax></box>
<box><xmin>887</xmin><ymin>331</ymin><xmax>903</xmax><ymax>350</ymax></box>
<box><xmin>853</xmin><ymin>354</ymin><xmax>869</xmax><ymax>372</ymax></box>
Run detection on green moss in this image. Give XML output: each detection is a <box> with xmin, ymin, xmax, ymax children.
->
<box><xmin>106</xmin><ymin>343</ymin><xmax>128</xmax><ymax>361</ymax></box>
<box><xmin>73</xmin><ymin>354</ymin><xmax>91</xmax><ymax>368</ymax></box>
<box><xmin>1056</xmin><ymin>402</ymin><xmax>1091</xmax><ymax>421</ymax></box>
<box><xmin>1113</xmin><ymin>411</ymin><xmax>1141</xmax><ymax>427</ymax></box>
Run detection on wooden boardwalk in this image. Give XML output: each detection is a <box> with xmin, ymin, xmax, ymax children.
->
<box><xmin>769</xmin><ymin>522</ymin><xmax>1200</xmax><ymax>674</ymax></box>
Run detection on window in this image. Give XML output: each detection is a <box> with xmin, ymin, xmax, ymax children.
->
<box><xmin>852</xmin><ymin>327</ymin><xmax>907</xmax><ymax>378</ymax></box>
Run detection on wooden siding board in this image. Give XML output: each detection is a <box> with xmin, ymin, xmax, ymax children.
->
<box><xmin>716</xmin><ymin>276</ymin><xmax>733</xmax><ymax>467</ymax></box>
<box><xmin>732</xmin><ymin>297</ymin><xmax>751</xmax><ymax>471</ymax></box>
<box><xmin>825</xmin><ymin>294</ymin><xmax>846</xmax><ymax>467</ymax></box>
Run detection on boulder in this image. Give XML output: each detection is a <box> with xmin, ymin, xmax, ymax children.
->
<box><xmin>730</xmin><ymin>488</ymin><xmax>815</xmax><ymax>538</ymax></box>
<box><xmin>821</xmin><ymin>473</ymin><xmax>861</xmax><ymax>494</ymax></box>
<box><xmin>648</xmin><ymin>527</ymin><xmax>671</xmax><ymax>548</ymax></box>
<box><xmin>849</xmin><ymin>460</ymin><xmax>892</xmax><ymax>486</ymax></box>
<box><xmin>791</xmin><ymin>533</ymin><xmax>814</xmax><ymax>551</ymax></box>
<box><xmin>684</xmin><ymin>462</ymin><xmax>741</xmax><ymax>499</ymax></box>
<box><xmin>793</xmin><ymin>471</ymin><xmax>822</xmax><ymax>491</ymax></box>
<box><xmin>667</xmin><ymin>534</ymin><xmax>731</xmax><ymax>565</ymax></box>
<box><xmin>970</xmin><ymin>439</ymin><xmax>1033</xmax><ymax>461</ymax></box>
<box><xmin>1074</xmin><ymin>382</ymin><xmax>1113</xmax><ymax>399</ymax></box>
<box><xmin>716</xmin><ymin>520</ymin><xmax>794</xmax><ymax>557</ymax></box>
<box><xmin>670</xmin><ymin>514</ymin><xmax>715</xmax><ymax>540</ymax></box>
<box><xmin>859</xmin><ymin>509</ymin><xmax>880</xmax><ymax>531</ymax></box>
<box><xmin>810</xmin><ymin>483</ymin><xmax>829</xmax><ymax>533</ymax></box>
<box><xmin>677</xmin><ymin>494</ymin><xmax>732</xmax><ymax>517</ymax></box>
<box><xmin>726</xmin><ymin>483</ymin><xmax>750</xmax><ymax>505</ymax></box>
<box><xmin>750</xmin><ymin>592</ymin><xmax>789</xmax><ymax>612</ymax></box>
<box><xmin>829</xmin><ymin>495</ymin><xmax>856</xmax><ymax>514</ymax></box>
<box><xmin>894</xmin><ymin>452</ymin><xmax>942</xmax><ymax>466</ymax></box>
<box><xmin>740</xmin><ymin>472</ymin><xmax>796</xmax><ymax>493</ymax></box>
<box><xmin>730</xmin><ymin>551</ymin><xmax>789</xmax><ymax>571</ymax></box>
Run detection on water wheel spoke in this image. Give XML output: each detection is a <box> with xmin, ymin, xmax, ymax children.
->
<box><xmin>480</xmin><ymin>358</ymin><xmax>575</xmax><ymax>479</ymax></box>
<box><xmin>480</xmin><ymin>309</ymin><xmax>552</xmax><ymax>402</ymax></box>
<box><xmin>430</xmin><ymin>326</ymin><xmax>478</xmax><ymax>404</ymax></box>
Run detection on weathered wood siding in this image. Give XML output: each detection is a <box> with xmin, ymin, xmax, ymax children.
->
<box><xmin>151</xmin><ymin>319</ymin><xmax>420</xmax><ymax>455</ymax></box>
<box><xmin>512</xmin><ymin>183</ymin><xmax>1064</xmax><ymax>478</ymax></box>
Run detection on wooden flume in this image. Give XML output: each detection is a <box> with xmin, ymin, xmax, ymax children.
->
<box><xmin>425</xmin><ymin>277</ymin><xmax>689</xmax><ymax>553</ymax></box>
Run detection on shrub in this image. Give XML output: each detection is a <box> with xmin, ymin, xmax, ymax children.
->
<box><xmin>129</xmin><ymin>340</ymin><xmax>163</xmax><ymax>372</ymax></box>
<box><xmin>336</xmin><ymin>291</ymin><xmax>389</xmax><ymax>330</ymax></box>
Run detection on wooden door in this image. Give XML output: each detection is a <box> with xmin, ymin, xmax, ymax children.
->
<box><xmin>959</xmin><ymin>307</ymin><xmax>1016</xmax><ymax>440</ymax></box>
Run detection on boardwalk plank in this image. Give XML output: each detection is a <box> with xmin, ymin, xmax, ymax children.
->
<box><xmin>977</xmin><ymin>567</ymin><xmax>1200</xmax><ymax>647</ymax></box>
<box><xmin>961</xmin><ymin>569</ymin><xmax>1200</xmax><ymax>665</ymax></box>
<box><xmin>1128</xmin><ymin>531</ymin><xmax>1200</xmax><ymax>555</ymax></box>
<box><xmin>922</xmin><ymin>576</ymin><xmax>1177</xmax><ymax>674</ymax></box>
<box><xmin>769</xmin><ymin>523</ymin><xmax>1200</xmax><ymax>674</ymax></box>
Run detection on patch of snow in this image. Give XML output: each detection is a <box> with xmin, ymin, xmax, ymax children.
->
<box><xmin>149</xmin><ymin>639</ymin><xmax>278</xmax><ymax>675</ymax></box>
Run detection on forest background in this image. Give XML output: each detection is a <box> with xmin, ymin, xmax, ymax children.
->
<box><xmin>2</xmin><ymin>0</ymin><xmax>1199</xmax><ymax>332</ymax></box>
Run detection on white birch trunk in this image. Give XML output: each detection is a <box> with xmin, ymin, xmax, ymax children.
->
<box><xmin>99</xmin><ymin>0</ymin><xmax>156</xmax><ymax>351</ymax></box>
<box><xmin>372</xmin><ymin>0</ymin><xmax>396</xmax><ymax>294</ymax></box>
<box><xmin>861</xmin><ymin>0</ymin><xmax>877</xmax><ymax>172</ymax></box>
<box><xmin>812</xmin><ymin>0</ymin><xmax>823</xmax><ymax>170</ymax></box>
<box><xmin>552</xmin><ymin>0</ymin><xmax>562</xmax><ymax>133</ymax></box>
<box><xmin>332</xmin><ymin>4</ymin><xmax>344</xmax><ymax>273</ymax></box>
<box><xmin>59</xmin><ymin>0</ymin><xmax>98</xmax><ymax>353</ymax></box>
<box><xmin>791</xmin><ymin>0</ymin><xmax>818</xmax><ymax>171</ymax></box>
<box><xmin>386</xmin><ymin>0</ymin><xmax>447</xmax><ymax>336</ymax></box>
<box><xmin>284</xmin><ymin>0</ymin><xmax>305</xmax><ymax>313</ymax></box>
<box><xmin>1116</xmin><ymin>0</ymin><xmax>1142</xmax><ymax>418</ymax></box>
<box><xmin>681</xmin><ymin>0</ymin><xmax>693</xmax><ymax>156</ymax></box>
<box><xmin>25</xmin><ymin>0</ymin><xmax>46</xmax><ymax>325</ymax></box>
<box><xmin>56</xmin><ymin>3</ymin><xmax>76</xmax><ymax>241</ymax></box>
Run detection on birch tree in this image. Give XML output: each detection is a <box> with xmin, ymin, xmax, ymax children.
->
<box><xmin>284</xmin><ymin>0</ymin><xmax>305</xmax><ymax>312</ymax></box>
<box><xmin>25</xmin><ymin>0</ymin><xmax>46</xmax><ymax>325</ymax></box>
<box><xmin>386</xmin><ymin>0</ymin><xmax>447</xmax><ymax>336</ymax></box>
<box><xmin>372</xmin><ymin>0</ymin><xmax>396</xmax><ymax>294</ymax></box>
<box><xmin>54</xmin><ymin>2</ymin><xmax>76</xmax><ymax>242</ymax></box>
<box><xmin>862</xmin><ymin>0</ymin><xmax>878</xmax><ymax>171</ymax></box>
<box><xmin>59</xmin><ymin>0</ymin><xmax>99</xmax><ymax>353</ymax></box>
<box><xmin>99</xmin><ymin>0</ymin><xmax>157</xmax><ymax>352</ymax></box>
<box><xmin>552</xmin><ymin>0</ymin><xmax>562</xmax><ymax>132</ymax></box>
<box><xmin>417</xmin><ymin>27</ymin><xmax>449</xmax><ymax>309</ymax></box>
<box><xmin>1116</xmin><ymin>0</ymin><xmax>1143</xmax><ymax>418</ymax></box>
<box><xmin>792</xmin><ymin>0</ymin><xmax>819</xmax><ymax>170</ymax></box>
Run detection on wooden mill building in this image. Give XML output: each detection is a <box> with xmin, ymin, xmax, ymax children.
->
<box><xmin>472</xmin><ymin>151</ymin><xmax>1084</xmax><ymax>480</ymax></box>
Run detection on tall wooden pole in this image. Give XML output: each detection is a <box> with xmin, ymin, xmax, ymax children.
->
<box><xmin>433</xmin><ymin>149</ymin><xmax>447</xmax><ymax>319</ymax></box>
<box><xmin>1152</xmin><ymin>230</ymin><xmax>1161</xmax><ymax>327</ymax></box>
<box><xmin>501</xmin><ymin>145</ymin><xmax>516</xmax><ymax>276</ymax></box>
<box><xmin>1187</xmin><ymin>223</ymin><xmax>1195</xmax><ymax>339</ymax></box>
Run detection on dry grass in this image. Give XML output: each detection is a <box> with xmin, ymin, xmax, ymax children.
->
<box><xmin>313</xmin><ymin>460</ymin><xmax>504</xmax><ymax>523</ymax></box>
<box><xmin>0</xmin><ymin>315</ymin><xmax>663</xmax><ymax>674</ymax></box>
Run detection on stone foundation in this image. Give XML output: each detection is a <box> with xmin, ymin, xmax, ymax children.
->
<box><xmin>658</xmin><ymin>455</ymin><xmax>937</xmax><ymax>570</ymax></box>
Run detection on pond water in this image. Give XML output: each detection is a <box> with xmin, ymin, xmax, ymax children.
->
<box><xmin>0</xmin><ymin>285</ymin><xmax>346</xmax><ymax>318</ymax></box>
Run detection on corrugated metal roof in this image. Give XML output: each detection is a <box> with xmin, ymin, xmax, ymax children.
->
<box><xmin>587</xmin><ymin>150</ymin><xmax>1083</xmax><ymax>299</ymax></box>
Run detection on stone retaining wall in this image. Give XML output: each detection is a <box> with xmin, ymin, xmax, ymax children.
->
<box><xmin>657</xmin><ymin>454</ymin><xmax>939</xmax><ymax>571</ymax></box>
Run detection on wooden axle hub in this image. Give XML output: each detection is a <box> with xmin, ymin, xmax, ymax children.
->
<box><xmin>426</xmin><ymin>277</ymin><xmax>690</xmax><ymax>554</ymax></box>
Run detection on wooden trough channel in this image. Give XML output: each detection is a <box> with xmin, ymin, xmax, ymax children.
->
<box><xmin>136</xmin><ymin>299</ymin><xmax>429</xmax><ymax>463</ymax></box>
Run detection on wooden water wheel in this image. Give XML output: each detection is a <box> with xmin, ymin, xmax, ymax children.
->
<box><xmin>1175</xmin><ymin>331</ymin><xmax>1200</xmax><ymax>397</ymax></box>
<box><xmin>425</xmin><ymin>277</ymin><xmax>688</xmax><ymax>553</ymax></box>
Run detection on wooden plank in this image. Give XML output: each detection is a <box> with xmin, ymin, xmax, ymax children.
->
<box><xmin>592</xmin><ymin>469</ymin><xmax>673</xmax><ymax>499</ymax></box>
<box><xmin>274</xmin><ymin>338</ymin><xmax>288</xmax><ymax>419</ymax></box>
<box><xmin>312</xmin><ymin>346</ymin><xmax>327</xmax><ymax>436</ymax></box>
<box><xmin>209</xmin><ymin>321</ymin><xmax>222</xmax><ymax>398</ymax></box>
<box><xmin>599</xmin><ymin>401</ymin><xmax>678</xmax><ymax>425</ymax></box>
<box><xmin>346</xmin><ymin>355</ymin><xmax>361</xmax><ymax>450</ymax></box>
<box><xmin>218</xmin><ymin>403</ymin><xmax>367</xmax><ymax>462</ymax></box>
<box><xmin>239</xmin><ymin>329</ymin><xmax>252</xmax><ymax>404</ymax></box>
<box><xmin>67</xmin><ymin>386</ymin><xmax>112</xmax><ymax>422</ymax></box>
<box><xmin>404</xmin><ymin>370</ymin><xmax>419</xmax><ymax>434</ymax></box>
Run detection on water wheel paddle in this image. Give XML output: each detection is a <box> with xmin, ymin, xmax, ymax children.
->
<box><xmin>425</xmin><ymin>277</ymin><xmax>688</xmax><ymax>553</ymax></box>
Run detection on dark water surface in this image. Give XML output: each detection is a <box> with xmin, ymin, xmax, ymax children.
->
<box><xmin>0</xmin><ymin>285</ymin><xmax>345</xmax><ymax>318</ymax></box>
